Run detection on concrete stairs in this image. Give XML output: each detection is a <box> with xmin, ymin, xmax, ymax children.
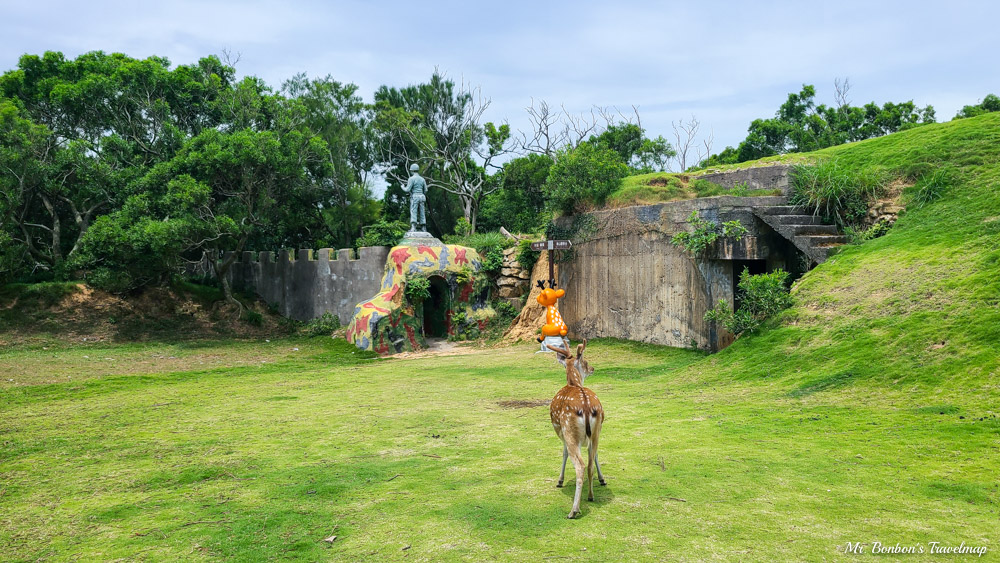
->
<box><xmin>752</xmin><ymin>205</ymin><xmax>846</xmax><ymax>265</ymax></box>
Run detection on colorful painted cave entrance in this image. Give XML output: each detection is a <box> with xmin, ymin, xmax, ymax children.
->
<box><xmin>346</xmin><ymin>236</ymin><xmax>494</xmax><ymax>354</ymax></box>
<box><xmin>423</xmin><ymin>275</ymin><xmax>450</xmax><ymax>337</ymax></box>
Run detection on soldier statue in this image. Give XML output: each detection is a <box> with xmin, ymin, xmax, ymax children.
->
<box><xmin>403</xmin><ymin>163</ymin><xmax>428</xmax><ymax>233</ymax></box>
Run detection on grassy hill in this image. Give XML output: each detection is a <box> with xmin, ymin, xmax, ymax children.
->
<box><xmin>710</xmin><ymin>111</ymin><xmax>1000</xmax><ymax>389</ymax></box>
<box><xmin>0</xmin><ymin>113</ymin><xmax>997</xmax><ymax>561</ymax></box>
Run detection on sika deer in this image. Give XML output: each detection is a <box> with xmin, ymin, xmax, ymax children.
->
<box><xmin>547</xmin><ymin>339</ymin><xmax>605</xmax><ymax>519</ymax></box>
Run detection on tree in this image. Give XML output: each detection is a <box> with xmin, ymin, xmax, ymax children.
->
<box><xmin>282</xmin><ymin>73</ymin><xmax>378</xmax><ymax>248</ymax></box>
<box><xmin>517</xmin><ymin>99</ymin><xmax>602</xmax><ymax>157</ymax></box>
<box><xmin>955</xmin><ymin>94</ymin><xmax>1000</xmax><ymax>119</ymax></box>
<box><xmin>373</xmin><ymin>71</ymin><xmax>514</xmax><ymax>233</ymax></box>
<box><xmin>0</xmin><ymin>51</ymin><xmax>233</xmax><ymax>279</ymax></box>
<box><xmin>478</xmin><ymin>153</ymin><xmax>553</xmax><ymax>233</ymax></box>
<box><xmin>544</xmin><ymin>142</ymin><xmax>630</xmax><ymax>215</ymax></box>
<box><xmin>698</xmin><ymin>83</ymin><xmax>936</xmax><ymax>167</ymax></box>
<box><xmin>70</xmin><ymin>73</ymin><xmax>338</xmax><ymax>301</ymax></box>
<box><xmin>672</xmin><ymin>117</ymin><xmax>701</xmax><ymax>172</ymax></box>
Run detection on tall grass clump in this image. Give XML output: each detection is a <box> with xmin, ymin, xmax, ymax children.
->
<box><xmin>790</xmin><ymin>159</ymin><xmax>889</xmax><ymax>226</ymax></box>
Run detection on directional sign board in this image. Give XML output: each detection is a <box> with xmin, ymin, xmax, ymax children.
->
<box><xmin>530</xmin><ymin>240</ymin><xmax>572</xmax><ymax>251</ymax></box>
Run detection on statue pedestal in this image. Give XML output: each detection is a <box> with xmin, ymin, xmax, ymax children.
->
<box><xmin>400</xmin><ymin>231</ymin><xmax>442</xmax><ymax>246</ymax></box>
<box><xmin>537</xmin><ymin>335</ymin><xmax>569</xmax><ymax>353</ymax></box>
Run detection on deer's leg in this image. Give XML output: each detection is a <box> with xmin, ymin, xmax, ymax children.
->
<box><xmin>568</xmin><ymin>444</ymin><xmax>585</xmax><ymax>519</ymax></box>
<box><xmin>595</xmin><ymin>453</ymin><xmax>607</xmax><ymax>486</ymax></box>
<box><xmin>586</xmin><ymin>441</ymin><xmax>595</xmax><ymax>502</ymax></box>
<box><xmin>557</xmin><ymin>443</ymin><xmax>569</xmax><ymax>487</ymax></box>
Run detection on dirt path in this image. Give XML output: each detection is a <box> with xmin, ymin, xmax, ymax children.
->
<box><xmin>385</xmin><ymin>338</ymin><xmax>479</xmax><ymax>360</ymax></box>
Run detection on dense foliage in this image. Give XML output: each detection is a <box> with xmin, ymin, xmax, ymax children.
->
<box><xmin>544</xmin><ymin>142</ymin><xmax>631</xmax><ymax>214</ymax></box>
<box><xmin>705</xmin><ymin>268</ymin><xmax>793</xmax><ymax>337</ymax></box>
<box><xmin>698</xmin><ymin>84</ymin><xmax>936</xmax><ymax>167</ymax></box>
<box><xmin>1</xmin><ymin>50</ymin><xmax>992</xmax><ymax>295</ymax></box>
<box><xmin>954</xmin><ymin>93</ymin><xmax>999</xmax><ymax>119</ymax></box>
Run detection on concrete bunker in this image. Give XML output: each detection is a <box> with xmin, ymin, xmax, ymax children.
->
<box><xmin>554</xmin><ymin>193</ymin><xmax>811</xmax><ymax>352</ymax></box>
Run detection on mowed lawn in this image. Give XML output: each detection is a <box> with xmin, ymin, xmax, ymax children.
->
<box><xmin>1</xmin><ymin>336</ymin><xmax>996</xmax><ymax>561</ymax></box>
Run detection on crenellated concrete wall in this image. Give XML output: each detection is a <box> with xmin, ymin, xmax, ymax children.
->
<box><xmin>204</xmin><ymin>247</ymin><xmax>390</xmax><ymax>324</ymax></box>
<box><xmin>556</xmin><ymin>195</ymin><xmax>801</xmax><ymax>351</ymax></box>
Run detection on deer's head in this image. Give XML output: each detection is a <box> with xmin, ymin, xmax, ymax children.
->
<box><xmin>546</xmin><ymin>338</ymin><xmax>593</xmax><ymax>385</ymax></box>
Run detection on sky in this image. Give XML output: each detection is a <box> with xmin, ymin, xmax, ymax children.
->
<box><xmin>2</xmin><ymin>0</ymin><xmax>998</xmax><ymax>174</ymax></box>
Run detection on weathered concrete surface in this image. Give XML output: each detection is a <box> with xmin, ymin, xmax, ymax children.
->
<box><xmin>696</xmin><ymin>164</ymin><xmax>792</xmax><ymax>194</ymax></box>
<box><xmin>557</xmin><ymin>195</ymin><xmax>799</xmax><ymax>351</ymax></box>
<box><xmin>213</xmin><ymin>247</ymin><xmax>390</xmax><ymax>324</ymax></box>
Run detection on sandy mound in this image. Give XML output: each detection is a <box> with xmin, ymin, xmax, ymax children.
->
<box><xmin>503</xmin><ymin>252</ymin><xmax>558</xmax><ymax>342</ymax></box>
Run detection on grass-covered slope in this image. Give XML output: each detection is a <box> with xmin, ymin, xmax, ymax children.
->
<box><xmin>714</xmin><ymin>111</ymin><xmax>1000</xmax><ymax>389</ymax></box>
<box><xmin>608</xmin><ymin>171</ymin><xmax>782</xmax><ymax>207</ymax></box>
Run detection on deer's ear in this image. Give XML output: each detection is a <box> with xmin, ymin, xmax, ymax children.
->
<box><xmin>555</xmin><ymin>289</ymin><xmax>565</xmax><ymax>298</ymax></box>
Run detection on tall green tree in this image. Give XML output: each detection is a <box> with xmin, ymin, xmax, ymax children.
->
<box><xmin>282</xmin><ymin>74</ymin><xmax>378</xmax><ymax>247</ymax></box>
<box><xmin>478</xmin><ymin>153</ymin><xmax>553</xmax><ymax>233</ymax></box>
<box><xmin>373</xmin><ymin>71</ymin><xmax>513</xmax><ymax>234</ymax></box>
<box><xmin>0</xmin><ymin>51</ymin><xmax>232</xmax><ymax>278</ymax></box>
<box><xmin>74</xmin><ymin>82</ymin><xmax>335</xmax><ymax>301</ymax></box>
<box><xmin>702</xmin><ymin>84</ymin><xmax>936</xmax><ymax>165</ymax></box>
<box><xmin>544</xmin><ymin>142</ymin><xmax>630</xmax><ymax>215</ymax></box>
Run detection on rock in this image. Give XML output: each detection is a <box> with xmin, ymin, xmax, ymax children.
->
<box><xmin>497</xmin><ymin>277</ymin><xmax>519</xmax><ymax>287</ymax></box>
<box><xmin>499</xmin><ymin>285</ymin><xmax>523</xmax><ymax>298</ymax></box>
<box><xmin>500</xmin><ymin>267</ymin><xmax>522</xmax><ymax>277</ymax></box>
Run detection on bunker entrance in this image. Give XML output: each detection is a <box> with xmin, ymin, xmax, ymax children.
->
<box><xmin>732</xmin><ymin>259</ymin><xmax>767</xmax><ymax>311</ymax></box>
<box><xmin>423</xmin><ymin>275</ymin><xmax>450</xmax><ymax>337</ymax></box>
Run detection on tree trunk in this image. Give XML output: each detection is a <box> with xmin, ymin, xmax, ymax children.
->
<box><xmin>39</xmin><ymin>193</ymin><xmax>63</xmax><ymax>267</ymax></box>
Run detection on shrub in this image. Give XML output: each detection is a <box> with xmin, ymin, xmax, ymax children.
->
<box><xmin>690</xmin><ymin>178</ymin><xmax>727</xmax><ymax>197</ymax></box>
<box><xmin>357</xmin><ymin>219</ymin><xmax>408</xmax><ymax>248</ymax></box>
<box><xmin>705</xmin><ymin>268</ymin><xmax>793</xmax><ymax>337</ymax></box>
<box><xmin>671</xmin><ymin>211</ymin><xmax>748</xmax><ymax>255</ymax></box>
<box><xmin>544</xmin><ymin>142</ymin><xmax>630</xmax><ymax>214</ymax></box>
<box><xmin>516</xmin><ymin>239</ymin><xmax>540</xmax><ymax>272</ymax></box>
<box><xmin>244</xmin><ymin>310</ymin><xmax>264</xmax><ymax>327</ymax></box>
<box><xmin>729</xmin><ymin>181</ymin><xmax>751</xmax><ymax>197</ymax></box>
<box><xmin>845</xmin><ymin>219</ymin><xmax>893</xmax><ymax>244</ymax></box>
<box><xmin>305</xmin><ymin>312</ymin><xmax>340</xmax><ymax>336</ymax></box>
<box><xmin>404</xmin><ymin>274</ymin><xmax>431</xmax><ymax>303</ymax></box>
<box><xmin>493</xmin><ymin>299</ymin><xmax>519</xmax><ymax>323</ymax></box>
<box><xmin>442</xmin><ymin>231</ymin><xmax>513</xmax><ymax>277</ymax></box>
<box><xmin>454</xmin><ymin>217</ymin><xmax>473</xmax><ymax>237</ymax></box>
<box><xmin>790</xmin><ymin>160</ymin><xmax>889</xmax><ymax>226</ymax></box>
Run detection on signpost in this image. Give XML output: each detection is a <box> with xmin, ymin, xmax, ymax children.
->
<box><xmin>530</xmin><ymin>239</ymin><xmax>572</xmax><ymax>287</ymax></box>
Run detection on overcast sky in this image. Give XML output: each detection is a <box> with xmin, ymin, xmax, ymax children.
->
<box><xmin>3</xmin><ymin>0</ymin><xmax>998</xmax><ymax>168</ymax></box>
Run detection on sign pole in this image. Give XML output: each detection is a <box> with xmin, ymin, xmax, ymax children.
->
<box><xmin>531</xmin><ymin>239</ymin><xmax>572</xmax><ymax>288</ymax></box>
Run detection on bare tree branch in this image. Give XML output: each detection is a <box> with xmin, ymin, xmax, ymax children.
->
<box><xmin>672</xmin><ymin>116</ymin><xmax>700</xmax><ymax>172</ymax></box>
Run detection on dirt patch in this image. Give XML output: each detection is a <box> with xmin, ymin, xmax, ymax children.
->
<box><xmin>386</xmin><ymin>338</ymin><xmax>479</xmax><ymax>360</ymax></box>
<box><xmin>648</xmin><ymin>177</ymin><xmax>669</xmax><ymax>187</ymax></box>
<box><xmin>497</xmin><ymin>399</ymin><xmax>550</xmax><ymax>409</ymax></box>
<box><xmin>0</xmin><ymin>283</ymin><xmax>295</xmax><ymax>346</ymax></box>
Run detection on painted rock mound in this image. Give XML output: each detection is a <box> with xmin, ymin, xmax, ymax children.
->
<box><xmin>346</xmin><ymin>238</ymin><xmax>491</xmax><ymax>354</ymax></box>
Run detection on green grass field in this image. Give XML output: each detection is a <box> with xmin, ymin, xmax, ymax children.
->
<box><xmin>1</xmin><ymin>337</ymin><xmax>995</xmax><ymax>561</ymax></box>
<box><xmin>2</xmin><ymin>113</ymin><xmax>999</xmax><ymax>561</ymax></box>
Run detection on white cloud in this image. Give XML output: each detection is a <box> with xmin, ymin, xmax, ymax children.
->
<box><xmin>2</xmin><ymin>0</ymin><xmax>998</xmax><ymax>154</ymax></box>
